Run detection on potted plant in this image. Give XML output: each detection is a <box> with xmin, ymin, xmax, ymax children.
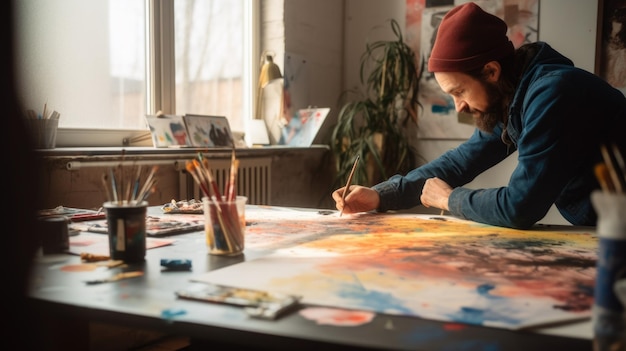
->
<box><xmin>331</xmin><ymin>19</ymin><xmax>422</xmax><ymax>188</ymax></box>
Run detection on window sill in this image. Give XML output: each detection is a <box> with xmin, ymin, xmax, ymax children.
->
<box><xmin>37</xmin><ymin>144</ymin><xmax>329</xmax><ymax>157</ymax></box>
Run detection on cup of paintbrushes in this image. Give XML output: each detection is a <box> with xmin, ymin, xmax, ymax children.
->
<box><xmin>26</xmin><ymin>118</ymin><xmax>59</xmax><ymax>149</ymax></box>
<box><xmin>203</xmin><ymin>195</ymin><xmax>247</xmax><ymax>256</ymax></box>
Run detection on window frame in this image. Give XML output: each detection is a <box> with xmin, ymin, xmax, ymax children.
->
<box><xmin>54</xmin><ymin>0</ymin><xmax>259</xmax><ymax>148</ymax></box>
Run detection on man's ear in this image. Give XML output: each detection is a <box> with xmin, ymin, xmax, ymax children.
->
<box><xmin>482</xmin><ymin>61</ymin><xmax>501</xmax><ymax>82</ymax></box>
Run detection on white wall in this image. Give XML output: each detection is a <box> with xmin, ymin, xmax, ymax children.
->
<box><xmin>342</xmin><ymin>0</ymin><xmax>406</xmax><ymax>92</ymax></box>
<box><xmin>539</xmin><ymin>0</ymin><xmax>599</xmax><ymax>73</ymax></box>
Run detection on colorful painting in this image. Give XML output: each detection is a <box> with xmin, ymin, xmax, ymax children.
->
<box><xmin>279</xmin><ymin>107</ymin><xmax>330</xmax><ymax>147</ymax></box>
<box><xmin>183</xmin><ymin>114</ymin><xmax>234</xmax><ymax>148</ymax></box>
<box><xmin>193</xmin><ymin>208</ymin><xmax>596</xmax><ymax>330</ymax></box>
<box><xmin>145</xmin><ymin>114</ymin><xmax>191</xmax><ymax>147</ymax></box>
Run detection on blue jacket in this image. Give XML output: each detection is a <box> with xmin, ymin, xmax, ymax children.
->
<box><xmin>373</xmin><ymin>42</ymin><xmax>626</xmax><ymax>229</ymax></box>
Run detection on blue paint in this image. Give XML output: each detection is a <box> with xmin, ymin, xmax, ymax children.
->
<box><xmin>160</xmin><ymin>258</ymin><xmax>192</xmax><ymax>271</ymax></box>
<box><xmin>477</xmin><ymin>283</ymin><xmax>495</xmax><ymax>296</ymax></box>
<box><xmin>161</xmin><ymin>308</ymin><xmax>187</xmax><ymax>320</ymax></box>
<box><xmin>431</xmin><ymin>104</ymin><xmax>454</xmax><ymax>114</ymax></box>
<box><xmin>457</xmin><ymin>306</ymin><xmax>487</xmax><ymax>325</ymax></box>
<box><xmin>335</xmin><ymin>282</ymin><xmax>414</xmax><ymax>315</ymax></box>
<box><xmin>447</xmin><ymin>304</ymin><xmax>522</xmax><ymax>326</ymax></box>
<box><xmin>445</xmin><ymin>284</ymin><xmax>522</xmax><ymax>326</ymax></box>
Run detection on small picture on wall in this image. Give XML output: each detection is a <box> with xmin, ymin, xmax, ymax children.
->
<box><xmin>145</xmin><ymin>114</ymin><xmax>191</xmax><ymax>147</ymax></box>
<box><xmin>598</xmin><ymin>0</ymin><xmax>626</xmax><ymax>96</ymax></box>
<box><xmin>183</xmin><ymin>114</ymin><xmax>234</xmax><ymax>148</ymax></box>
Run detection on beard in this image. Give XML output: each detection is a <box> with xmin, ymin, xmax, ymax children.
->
<box><xmin>467</xmin><ymin>80</ymin><xmax>506</xmax><ymax>134</ymax></box>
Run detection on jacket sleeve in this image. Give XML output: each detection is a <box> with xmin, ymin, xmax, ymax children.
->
<box><xmin>373</xmin><ymin>126</ymin><xmax>511</xmax><ymax>212</ymax></box>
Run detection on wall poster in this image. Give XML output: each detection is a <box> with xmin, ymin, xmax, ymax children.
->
<box><xmin>406</xmin><ymin>0</ymin><xmax>539</xmax><ymax>139</ymax></box>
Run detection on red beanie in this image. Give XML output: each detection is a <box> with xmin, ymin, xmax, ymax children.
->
<box><xmin>428</xmin><ymin>2</ymin><xmax>514</xmax><ymax>72</ymax></box>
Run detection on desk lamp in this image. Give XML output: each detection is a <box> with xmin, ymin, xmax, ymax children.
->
<box><xmin>255</xmin><ymin>52</ymin><xmax>283</xmax><ymax>120</ymax></box>
<box><xmin>250</xmin><ymin>52</ymin><xmax>283</xmax><ymax>145</ymax></box>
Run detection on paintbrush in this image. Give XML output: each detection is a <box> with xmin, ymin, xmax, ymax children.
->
<box><xmin>595</xmin><ymin>163</ymin><xmax>616</xmax><ymax>193</ymax></box>
<box><xmin>85</xmin><ymin>271</ymin><xmax>143</xmax><ymax>285</ymax></box>
<box><xmin>199</xmin><ymin>157</ymin><xmax>224</xmax><ymax>200</ymax></box>
<box><xmin>134</xmin><ymin>165</ymin><xmax>158</xmax><ymax>204</ymax></box>
<box><xmin>101</xmin><ymin>173</ymin><xmax>113</xmax><ymax>202</ymax></box>
<box><xmin>227</xmin><ymin>158</ymin><xmax>240</xmax><ymax>202</ymax></box>
<box><xmin>226</xmin><ymin>149</ymin><xmax>239</xmax><ymax>201</ymax></box>
<box><xmin>611</xmin><ymin>143</ymin><xmax>626</xmax><ymax>191</ymax></box>
<box><xmin>340</xmin><ymin>155</ymin><xmax>360</xmax><ymax>217</ymax></box>
<box><xmin>137</xmin><ymin>178</ymin><xmax>158</xmax><ymax>203</ymax></box>
<box><xmin>186</xmin><ymin>161</ymin><xmax>210</xmax><ymax>197</ymax></box>
<box><xmin>120</xmin><ymin>149</ymin><xmax>126</xmax><ymax>203</ymax></box>
<box><xmin>109</xmin><ymin>168</ymin><xmax>119</xmax><ymax>203</ymax></box>
<box><xmin>601</xmin><ymin>144</ymin><xmax>625</xmax><ymax>193</ymax></box>
<box><xmin>130</xmin><ymin>165</ymin><xmax>144</xmax><ymax>201</ymax></box>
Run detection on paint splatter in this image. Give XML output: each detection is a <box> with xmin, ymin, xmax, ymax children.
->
<box><xmin>299</xmin><ymin>307</ymin><xmax>375</xmax><ymax>326</ymax></box>
<box><xmin>161</xmin><ymin>308</ymin><xmax>187</xmax><ymax>320</ymax></box>
<box><xmin>197</xmin><ymin>211</ymin><xmax>597</xmax><ymax>329</ymax></box>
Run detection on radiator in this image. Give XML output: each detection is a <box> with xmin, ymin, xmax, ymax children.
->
<box><xmin>179</xmin><ymin>157</ymin><xmax>271</xmax><ymax>205</ymax></box>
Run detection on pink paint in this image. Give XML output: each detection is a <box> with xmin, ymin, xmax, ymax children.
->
<box><xmin>299</xmin><ymin>307</ymin><xmax>375</xmax><ymax>326</ymax></box>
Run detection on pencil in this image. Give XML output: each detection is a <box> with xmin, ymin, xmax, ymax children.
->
<box><xmin>340</xmin><ymin>155</ymin><xmax>360</xmax><ymax>217</ymax></box>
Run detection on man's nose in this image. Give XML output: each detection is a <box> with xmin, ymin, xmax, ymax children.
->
<box><xmin>454</xmin><ymin>99</ymin><xmax>468</xmax><ymax>113</ymax></box>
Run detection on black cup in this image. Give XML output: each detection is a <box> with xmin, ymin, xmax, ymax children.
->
<box><xmin>38</xmin><ymin>216</ymin><xmax>69</xmax><ymax>254</ymax></box>
<box><xmin>103</xmin><ymin>201</ymin><xmax>148</xmax><ymax>263</ymax></box>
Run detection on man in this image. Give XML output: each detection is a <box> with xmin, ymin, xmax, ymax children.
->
<box><xmin>333</xmin><ymin>2</ymin><xmax>626</xmax><ymax>229</ymax></box>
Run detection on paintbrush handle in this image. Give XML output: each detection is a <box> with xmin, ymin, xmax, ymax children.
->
<box><xmin>340</xmin><ymin>155</ymin><xmax>360</xmax><ymax>217</ymax></box>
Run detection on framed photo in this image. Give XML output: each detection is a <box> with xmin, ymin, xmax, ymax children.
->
<box><xmin>183</xmin><ymin>114</ymin><xmax>234</xmax><ymax>148</ymax></box>
<box><xmin>596</xmin><ymin>0</ymin><xmax>626</xmax><ymax>96</ymax></box>
<box><xmin>145</xmin><ymin>114</ymin><xmax>191</xmax><ymax>147</ymax></box>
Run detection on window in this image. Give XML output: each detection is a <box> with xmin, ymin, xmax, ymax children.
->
<box><xmin>14</xmin><ymin>0</ymin><xmax>256</xmax><ymax>146</ymax></box>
